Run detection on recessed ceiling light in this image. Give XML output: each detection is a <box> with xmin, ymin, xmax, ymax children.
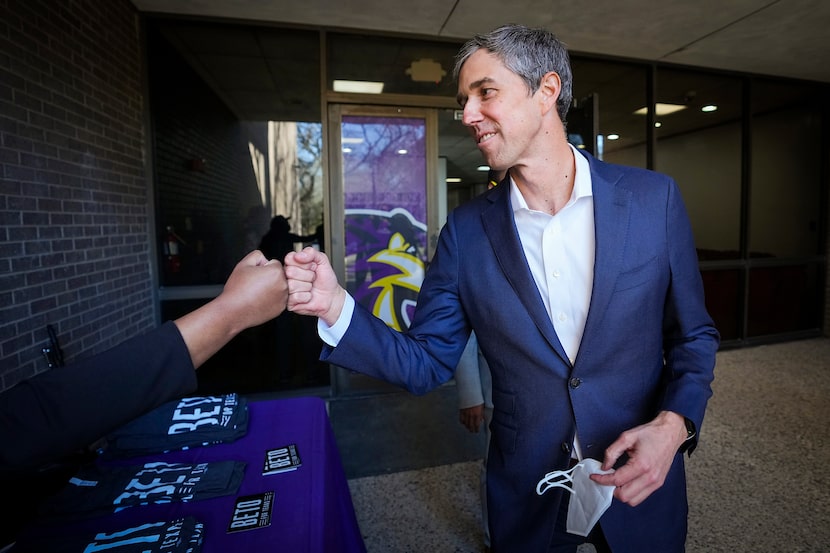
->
<box><xmin>397</xmin><ymin>149</ymin><xmax>408</xmax><ymax>155</ymax></box>
<box><xmin>654</xmin><ymin>122</ymin><xmax>662</xmax><ymax>128</ymax></box>
<box><xmin>701</xmin><ymin>104</ymin><xmax>718</xmax><ymax>112</ymax></box>
<box><xmin>633</xmin><ymin>103</ymin><xmax>687</xmax><ymax>116</ymax></box>
<box><xmin>607</xmin><ymin>134</ymin><xmax>620</xmax><ymax>140</ymax></box>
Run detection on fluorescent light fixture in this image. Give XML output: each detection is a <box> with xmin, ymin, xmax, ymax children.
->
<box><xmin>333</xmin><ymin>80</ymin><xmax>384</xmax><ymax>94</ymax></box>
<box><xmin>397</xmin><ymin>149</ymin><xmax>408</xmax><ymax>155</ymax></box>
<box><xmin>446</xmin><ymin>177</ymin><xmax>462</xmax><ymax>183</ymax></box>
<box><xmin>701</xmin><ymin>104</ymin><xmax>718</xmax><ymax>112</ymax></box>
<box><xmin>633</xmin><ymin>103</ymin><xmax>687</xmax><ymax>116</ymax></box>
<box><xmin>342</xmin><ymin>137</ymin><xmax>364</xmax><ymax>144</ymax></box>
<box><xmin>342</xmin><ymin>147</ymin><xmax>352</xmax><ymax>153</ymax></box>
<box><xmin>477</xmin><ymin>165</ymin><xmax>490</xmax><ymax>172</ymax></box>
<box><xmin>607</xmin><ymin>134</ymin><xmax>620</xmax><ymax>140</ymax></box>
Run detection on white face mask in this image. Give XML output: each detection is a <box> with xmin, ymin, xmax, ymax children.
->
<box><xmin>536</xmin><ymin>458</ymin><xmax>616</xmax><ymax>537</ymax></box>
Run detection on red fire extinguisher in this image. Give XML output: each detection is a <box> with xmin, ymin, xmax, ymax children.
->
<box><xmin>163</xmin><ymin>226</ymin><xmax>182</xmax><ymax>273</ymax></box>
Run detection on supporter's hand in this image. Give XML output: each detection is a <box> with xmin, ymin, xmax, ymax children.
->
<box><xmin>216</xmin><ymin>249</ymin><xmax>289</xmax><ymax>328</ymax></box>
<box><xmin>176</xmin><ymin>249</ymin><xmax>288</xmax><ymax>368</ymax></box>
<box><xmin>285</xmin><ymin>247</ymin><xmax>346</xmax><ymax>326</ymax></box>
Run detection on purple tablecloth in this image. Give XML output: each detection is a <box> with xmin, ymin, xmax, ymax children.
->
<box><xmin>18</xmin><ymin>396</ymin><xmax>366</xmax><ymax>552</ymax></box>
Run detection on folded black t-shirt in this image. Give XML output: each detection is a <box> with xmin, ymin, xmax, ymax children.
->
<box><xmin>103</xmin><ymin>394</ymin><xmax>248</xmax><ymax>458</ymax></box>
<box><xmin>40</xmin><ymin>460</ymin><xmax>245</xmax><ymax>520</ymax></box>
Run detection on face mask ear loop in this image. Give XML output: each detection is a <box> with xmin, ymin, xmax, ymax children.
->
<box><xmin>536</xmin><ymin>465</ymin><xmax>577</xmax><ymax>496</ymax></box>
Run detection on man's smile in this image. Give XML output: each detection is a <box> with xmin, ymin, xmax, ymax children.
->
<box><xmin>477</xmin><ymin>131</ymin><xmax>497</xmax><ymax>144</ymax></box>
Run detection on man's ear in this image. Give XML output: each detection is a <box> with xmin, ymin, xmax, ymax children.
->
<box><xmin>538</xmin><ymin>71</ymin><xmax>562</xmax><ymax>115</ymax></box>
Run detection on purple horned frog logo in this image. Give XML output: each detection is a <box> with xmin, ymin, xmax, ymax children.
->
<box><xmin>344</xmin><ymin>208</ymin><xmax>426</xmax><ymax>331</ymax></box>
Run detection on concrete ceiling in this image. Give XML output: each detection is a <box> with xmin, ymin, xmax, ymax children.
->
<box><xmin>132</xmin><ymin>0</ymin><xmax>830</xmax><ymax>83</ymax></box>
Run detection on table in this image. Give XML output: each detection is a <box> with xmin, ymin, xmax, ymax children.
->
<box><xmin>17</xmin><ymin>396</ymin><xmax>366</xmax><ymax>552</ymax></box>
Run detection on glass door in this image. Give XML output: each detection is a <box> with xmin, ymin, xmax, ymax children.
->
<box><xmin>327</xmin><ymin>104</ymin><xmax>440</xmax><ymax>395</ymax></box>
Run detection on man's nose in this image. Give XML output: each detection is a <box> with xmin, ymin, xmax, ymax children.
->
<box><xmin>461</xmin><ymin>100</ymin><xmax>482</xmax><ymax>127</ymax></box>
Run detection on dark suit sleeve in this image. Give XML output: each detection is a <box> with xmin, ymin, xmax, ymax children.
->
<box><xmin>661</xmin><ymin>179</ymin><xmax>720</xmax><ymax>446</ymax></box>
<box><xmin>0</xmin><ymin>321</ymin><xmax>197</xmax><ymax>471</ymax></box>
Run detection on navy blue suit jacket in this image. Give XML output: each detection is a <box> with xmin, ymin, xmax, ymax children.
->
<box><xmin>324</xmin><ymin>150</ymin><xmax>719</xmax><ymax>552</ymax></box>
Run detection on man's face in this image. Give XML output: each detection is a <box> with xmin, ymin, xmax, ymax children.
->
<box><xmin>456</xmin><ymin>49</ymin><xmax>545</xmax><ymax>172</ymax></box>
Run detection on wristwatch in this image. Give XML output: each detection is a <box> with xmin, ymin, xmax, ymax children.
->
<box><xmin>678</xmin><ymin>417</ymin><xmax>696</xmax><ymax>454</ymax></box>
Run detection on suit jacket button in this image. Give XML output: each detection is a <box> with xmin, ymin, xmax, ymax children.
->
<box><xmin>561</xmin><ymin>442</ymin><xmax>571</xmax><ymax>454</ymax></box>
<box><xmin>569</xmin><ymin>377</ymin><xmax>582</xmax><ymax>389</ymax></box>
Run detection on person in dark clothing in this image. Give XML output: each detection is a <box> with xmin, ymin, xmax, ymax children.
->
<box><xmin>0</xmin><ymin>250</ymin><xmax>288</xmax><ymax>549</ymax></box>
<box><xmin>258</xmin><ymin>215</ymin><xmax>315</xmax><ymax>262</ymax></box>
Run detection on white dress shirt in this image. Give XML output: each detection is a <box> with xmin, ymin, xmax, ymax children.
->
<box><xmin>510</xmin><ymin>145</ymin><xmax>595</xmax><ymax>365</ymax></box>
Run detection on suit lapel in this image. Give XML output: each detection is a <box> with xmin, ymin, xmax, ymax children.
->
<box><xmin>479</xmin><ymin>158</ymin><xmax>633</xmax><ymax>367</ymax></box>
<box><xmin>481</xmin><ymin>182</ymin><xmax>570</xmax><ymax>365</ymax></box>
<box><xmin>580</xmin><ymin>154</ymin><xmax>631</xmax><ymax>352</ymax></box>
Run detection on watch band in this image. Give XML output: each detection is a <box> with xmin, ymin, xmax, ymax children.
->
<box><xmin>678</xmin><ymin>417</ymin><xmax>696</xmax><ymax>454</ymax></box>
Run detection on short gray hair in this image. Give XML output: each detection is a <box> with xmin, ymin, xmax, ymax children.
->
<box><xmin>453</xmin><ymin>24</ymin><xmax>573</xmax><ymax>123</ymax></box>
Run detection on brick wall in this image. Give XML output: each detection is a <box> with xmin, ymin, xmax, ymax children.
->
<box><xmin>0</xmin><ymin>0</ymin><xmax>153</xmax><ymax>390</ymax></box>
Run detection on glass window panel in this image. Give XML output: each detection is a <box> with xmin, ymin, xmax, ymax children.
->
<box><xmin>149</xmin><ymin>22</ymin><xmax>323</xmax><ymax>286</ymax></box>
<box><xmin>149</xmin><ymin>21</ymin><xmax>327</xmax><ymax>393</ymax></box>
<box><xmin>571</xmin><ymin>58</ymin><xmax>648</xmax><ymax>168</ymax></box>
<box><xmin>655</xmin><ymin>69</ymin><xmax>743</xmax><ymax>259</ymax></box>
<box><xmin>341</xmin><ymin>115</ymin><xmax>428</xmax><ymax>331</ymax></box>
<box><xmin>700</xmin><ymin>268</ymin><xmax>741</xmax><ymax>341</ymax></box>
<box><xmin>746</xmin><ymin>263</ymin><xmax>822</xmax><ymax>337</ymax></box>
<box><xmin>749</xmin><ymin>79</ymin><xmax>822</xmax><ymax>258</ymax></box>
<box><xmin>328</xmin><ymin>33</ymin><xmax>460</xmax><ymax>97</ymax></box>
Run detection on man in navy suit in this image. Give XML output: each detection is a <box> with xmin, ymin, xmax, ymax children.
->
<box><xmin>286</xmin><ymin>24</ymin><xmax>719</xmax><ymax>553</ymax></box>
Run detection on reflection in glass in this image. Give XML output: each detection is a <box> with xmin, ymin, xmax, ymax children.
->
<box><xmin>745</xmin><ymin>79</ymin><xmax>824</xmax><ymax>338</ymax></box>
<box><xmin>341</xmin><ymin>116</ymin><xmax>428</xmax><ymax>331</ymax></box>
<box><xmin>570</xmin><ymin>59</ymin><xmax>647</xmax><ymax>168</ymax></box>
<box><xmin>149</xmin><ymin>21</ymin><xmax>328</xmax><ymax>393</ymax></box>
<box><xmin>749</xmin><ymin>79</ymin><xmax>822</xmax><ymax>258</ymax></box>
<box><xmin>655</xmin><ymin>69</ymin><xmax>743</xmax><ymax>259</ymax></box>
<box><xmin>150</xmin><ymin>22</ymin><xmax>324</xmax><ymax>287</ymax></box>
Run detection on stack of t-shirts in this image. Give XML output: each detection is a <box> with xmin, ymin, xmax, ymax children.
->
<box><xmin>39</xmin><ymin>460</ymin><xmax>245</xmax><ymax>520</ymax></box>
<box><xmin>11</xmin><ymin>516</ymin><xmax>204</xmax><ymax>553</ymax></box>
<box><xmin>103</xmin><ymin>394</ymin><xmax>249</xmax><ymax>458</ymax></box>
